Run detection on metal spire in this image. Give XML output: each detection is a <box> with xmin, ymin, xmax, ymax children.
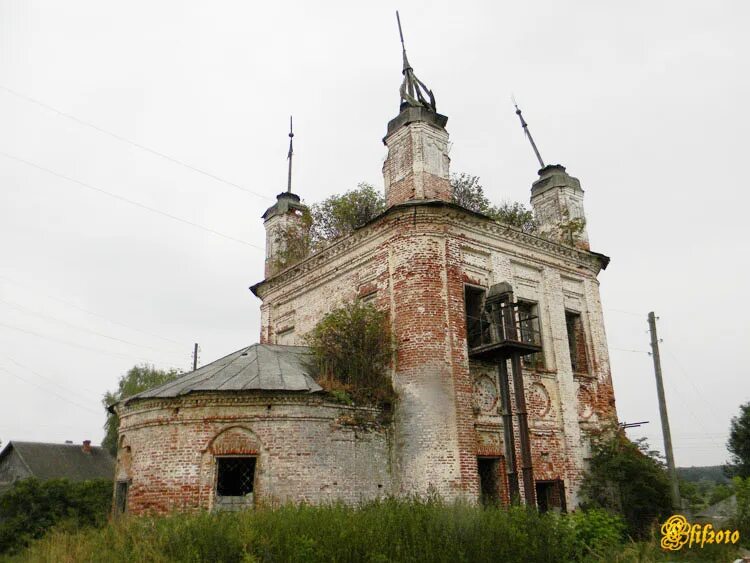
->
<box><xmin>286</xmin><ymin>115</ymin><xmax>294</xmax><ymax>193</ymax></box>
<box><xmin>513</xmin><ymin>98</ymin><xmax>545</xmax><ymax>169</ymax></box>
<box><xmin>396</xmin><ymin>11</ymin><xmax>436</xmax><ymax>112</ymax></box>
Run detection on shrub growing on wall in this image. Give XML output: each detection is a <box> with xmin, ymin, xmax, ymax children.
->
<box><xmin>450</xmin><ymin>173</ymin><xmax>537</xmax><ymax>234</ymax></box>
<box><xmin>310</xmin><ymin>183</ymin><xmax>386</xmax><ymax>245</ymax></box>
<box><xmin>268</xmin><ymin>184</ymin><xmax>385</xmax><ymax>275</ymax></box>
<box><xmin>306</xmin><ymin>300</ymin><xmax>394</xmax><ymax>407</ymax></box>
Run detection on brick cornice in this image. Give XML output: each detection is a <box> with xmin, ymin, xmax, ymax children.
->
<box><xmin>251</xmin><ymin>201</ymin><xmax>609</xmax><ymax>299</ymax></box>
<box><xmin>118</xmin><ymin>392</ymin><xmax>384</xmax><ymax>420</ymax></box>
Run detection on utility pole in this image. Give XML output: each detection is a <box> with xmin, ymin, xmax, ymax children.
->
<box><xmin>647</xmin><ymin>312</ymin><xmax>680</xmax><ymax>509</ymax></box>
<box><xmin>192</xmin><ymin>343</ymin><xmax>199</xmax><ymax>372</ymax></box>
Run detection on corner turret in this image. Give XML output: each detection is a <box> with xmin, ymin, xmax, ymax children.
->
<box><xmin>530</xmin><ymin>164</ymin><xmax>590</xmax><ymax>250</ymax></box>
<box><xmin>262</xmin><ymin>117</ymin><xmax>310</xmax><ymax>277</ymax></box>
<box><xmin>381</xmin><ymin>12</ymin><xmax>452</xmax><ymax>207</ymax></box>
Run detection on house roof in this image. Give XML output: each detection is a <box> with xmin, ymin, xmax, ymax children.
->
<box><xmin>696</xmin><ymin>494</ymin><xmax>737</xmax><ymax>522</ymax></box>
<box><xmin>124</xmin><ymin>344</ymin><xmax>322</xmax><ymax>404</ymax></box>
<box><xmin>0</xmin><ymin>441</ymin><xmax>115</xmax><ymax>482</ymax></box>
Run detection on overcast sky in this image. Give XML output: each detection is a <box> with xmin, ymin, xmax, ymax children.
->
<box><xmin>0</xmin><ymin>0</ymin><xmax>747</xmax><ymax>467</ymax></box>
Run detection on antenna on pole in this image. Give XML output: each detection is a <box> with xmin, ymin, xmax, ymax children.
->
<box><xmin>512</xmin><ymin>97</ymin><xmax>545</xmax><ymax>169</ymax></box>
<box><xmin>286</xmin><ymin>115</ymin><xmax>294</xmax><ymax>193</ymax></box>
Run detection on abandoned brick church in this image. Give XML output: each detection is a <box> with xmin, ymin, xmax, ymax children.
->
<box><xmin>112</xmin><ymin>35</ymin><xmax>617</xmax><ymax>516</ymax></box>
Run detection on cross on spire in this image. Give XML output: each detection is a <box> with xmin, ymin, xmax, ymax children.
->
<box><xmin>396</xmin><ymin>11</ymin><xmax>436</xmax><ymax>112</ymax></box>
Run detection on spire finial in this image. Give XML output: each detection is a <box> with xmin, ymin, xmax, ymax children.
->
<box><xmin>286</xmin><ymin>115</ymin><xmax>294</xmax><ymax>193</ymax></box>
<box><xmin>395</xmin><ymin>11</ymin><xmax>436</xmax><ymax>112</ymax></box>
<box><xmin>513</xmin><ymin>97</ymin><xmax>545</xmax><ymax>169</ymax></box>
<box><xmin>396</xmin><ymin>10</ymin><xmax>411</xmax><ymax>73</ymax></box>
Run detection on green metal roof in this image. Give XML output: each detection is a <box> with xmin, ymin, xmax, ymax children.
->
<box><xmin>124</xmin><ymin>344</ymin><xmax>322</xmax><ymax>404</ymax></box>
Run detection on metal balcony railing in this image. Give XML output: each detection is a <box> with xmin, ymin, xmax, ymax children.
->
<box><xmin>466</xmin><ymin>305</ymin><xmax>542</xmax><ymax>360</ymax></box>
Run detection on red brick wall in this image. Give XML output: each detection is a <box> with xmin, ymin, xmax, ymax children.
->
<box><xmin>115</xmin><ymin>397</ymin><xmax>391</xmax><ymax>515</ymax></box>
<box><xmin>122</xmin><ymin>202</ymin><xmax>618</xmax><ymax>512</ymax></box>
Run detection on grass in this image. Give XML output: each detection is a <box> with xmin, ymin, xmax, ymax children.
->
<box><xmin>3</xmin><ymin>499</ymin><xmax>741</xmax><ymax>563</ymax></box>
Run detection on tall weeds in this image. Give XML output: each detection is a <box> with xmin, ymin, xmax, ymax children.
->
<box><xmin>5</xmin><ymin>499</ymin><xmax>740</xmax><ymax>563</ymax></box>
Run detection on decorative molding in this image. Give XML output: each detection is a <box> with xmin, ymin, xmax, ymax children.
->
<box><xmin>252</xmin><ymin>203</ymin><xmax>606</xmax><ymax>299</ymax></box>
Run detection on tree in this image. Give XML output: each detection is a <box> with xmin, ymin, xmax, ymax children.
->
<box><xmin>450</xmin><ymin>173</ymin><xmax>491</xmax><ymax>213</ymax></box>
<box><xmin>727</xmin><ymin>402</ymin><xmax>750</xmax><ymax>478</ymax></box>
<box><xmin>732</xmin><ymin>476</ymin><xmax>750</xmax><ymax>547</ymax></box>
<box><xmin>0</xmin><ymin>478</ymin><xmax>111</xmax><ymax>555</ymax></box>
<box><xmin>491</xmin><ymin>201</ymin><xmax>537</xmax><ymax>234</ymax></box>
<box><xmin>305</xmin><ymin>300</ymin><xmax>394</xmax><ymax>407</ymax></box>
<box><xmin>102</xmin><ymin>364</ymin><xmax>181</xmax><ymax>456</ymax></box>
<box><xmin>579</xmin><ymin>428</ymin><xmax>672</xmax><ymax>539</ymax></box>
<box><xmin>310</xmin><ymin>183</ymin><xmax>386</xmax><ymax>246</ymax></box>
<box><xmin>450</xmin><ymin>173</ymin><xmax>537</xmax><ymax>233</ymax></box>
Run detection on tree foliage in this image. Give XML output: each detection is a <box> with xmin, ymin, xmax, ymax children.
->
<box><xmin>450</xmin><ymin>173</ymin><xmax>492</xmax><ymax>213</ymax></box>
<box><xmin>732</xmin><ymin>476</ymin><xmax>750</xmax><ymax>547</ymax></box>
<box><xmin>310</xmin><ymin>183</ymin><xmax>386</xmax><ymax>246</ymax></box>
<box><xmin>727</xmin><ymin>401</ymin><xmax>750</xmax><ymax>478</ymax></box>
<box><xmin>268</xmin><ymin>184</ymin><xmax>385</xmax><ymax>275</ymax></box>
<box><xmin>450</xmin><ymin>173</ymin><xmax>537</xmax><ymax>233</ymax></box>
<box><xmin>305</xmin><ymin>300</ymin><xmax>394</xmax><ymax>407</ymax></box>
<box><xmin>492</xmin><ymin>201</ymin><xmax>538</xmax><ymax>234</ymax></box>
<box><xmin>0</xmin><ymin>478</ymin><xmax>112</xmax><ymax>555</ymax></box>
<box><xmin>102</xmin><ymin>364</ymin><xmax>181</xmax><ymax>456</ymax></box>
<box><xmin>579</xmin><ymin>428</ymin><xmax>672</xmax><ymax>539</ymax></box>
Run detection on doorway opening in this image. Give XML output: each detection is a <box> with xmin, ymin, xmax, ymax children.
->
<box><xmin>477</xmin><ymin>457</ymin><xmax>502</xmax><ymax>506</ymax></box>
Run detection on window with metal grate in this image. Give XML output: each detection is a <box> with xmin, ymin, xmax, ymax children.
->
<box><xmin>216</xmin><ymin>457</ymin><xmax>256</xmax><ymax>496</ymax></box>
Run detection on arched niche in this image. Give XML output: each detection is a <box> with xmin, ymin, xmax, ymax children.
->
<box><xmin>202</xmin><ymin>426</ymin><xmax>264</xmax><ymax>511</ymax></box>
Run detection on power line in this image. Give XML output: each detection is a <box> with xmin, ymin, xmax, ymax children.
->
<box><xmin>663</xmin><ymin>346</ymin><xmax>725</xmax><ymax>416</ymax></box>
<box><xmin>0</xmin><ymin>84</ymin><xmax>273</xmax><ymax>203</ymax></box>
<box><xmin>0</xmin><ymin>321</ymin><xmax>181</xmax><ymax>365</ymax></box>
<box><xmin>0</xmin><ymin>273</ymin><xmax>185</xmax><ymax>348</ymax></box>
<box><xmin>0</xmin><ymin>297</ymin><xmax>184</xmax><ymax>360</ymax></box>
<box><xmin>0</xmin><ymin>151</ymin><xmax>264</xmax><ymax>251</ymax></box>
<box><xmin>0</xmin><ymin>366</ymin><xmax>101</xmax><ymax>415</ymax></box>
<box><xmin>610</xmin><ymin>347</ymin><xmax>650</xmax><ymax>354</ymax></box>
<box><xmin>606</xmin><ymin>308</ymin><xmax>645</xmax><ymax>317</ymax></box>
<box><xmin>1</xmin><ymin>353</ymin><xmax>101</xmax><ymax>401</ymax></box>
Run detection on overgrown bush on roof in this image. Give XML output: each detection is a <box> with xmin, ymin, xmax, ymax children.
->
<box><xmin>309</xmin><ymin>183</ymin><xmax>386</xmax><ymax>246</ymax></box>
<box><xmin>450</xmin><ymin>172</ymin><xmax>538</xmax><ymax>234</ymax></box>
<box><xmin>305</xmin><ymin>300</ymin><xmax>394</xmax><ymax>408</ymax></box>
<box><xmin>269</xmin><ymin>183</ymin><xmax>385</xmax><ymax>275</ymax></box>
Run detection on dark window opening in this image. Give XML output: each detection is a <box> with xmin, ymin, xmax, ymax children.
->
<box><xmin>565</xmin><ymin>311</ymin><xmax>589</xmax><ymax>374</ymax></box>
<box><xmin>216</xmin><ymin>457</ymin><xmax>256</xmax><ymax>497</ymax></box>
<box><xmin>536</xmin><ymin>480</ymin><xmax>566</xmax><ymax>513</ymax></box>
<box><xmin>518</xmin><ymin>301</ymin><xmax>544</xmax><ymax>369</ymax></box>
<box><xmin>477</xmin><ymin>457</ymin><xmax>501</xmax><ymax>506</ymax></box>
<box><xmin>465</xmin><ymin>286</ymin><xmax>488</xmax><ymax>349</ymax></box>
<box><xmin>115</xmin><ymin>481</ymin><xmax>129</xmax><ymax>515</ymax></box>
